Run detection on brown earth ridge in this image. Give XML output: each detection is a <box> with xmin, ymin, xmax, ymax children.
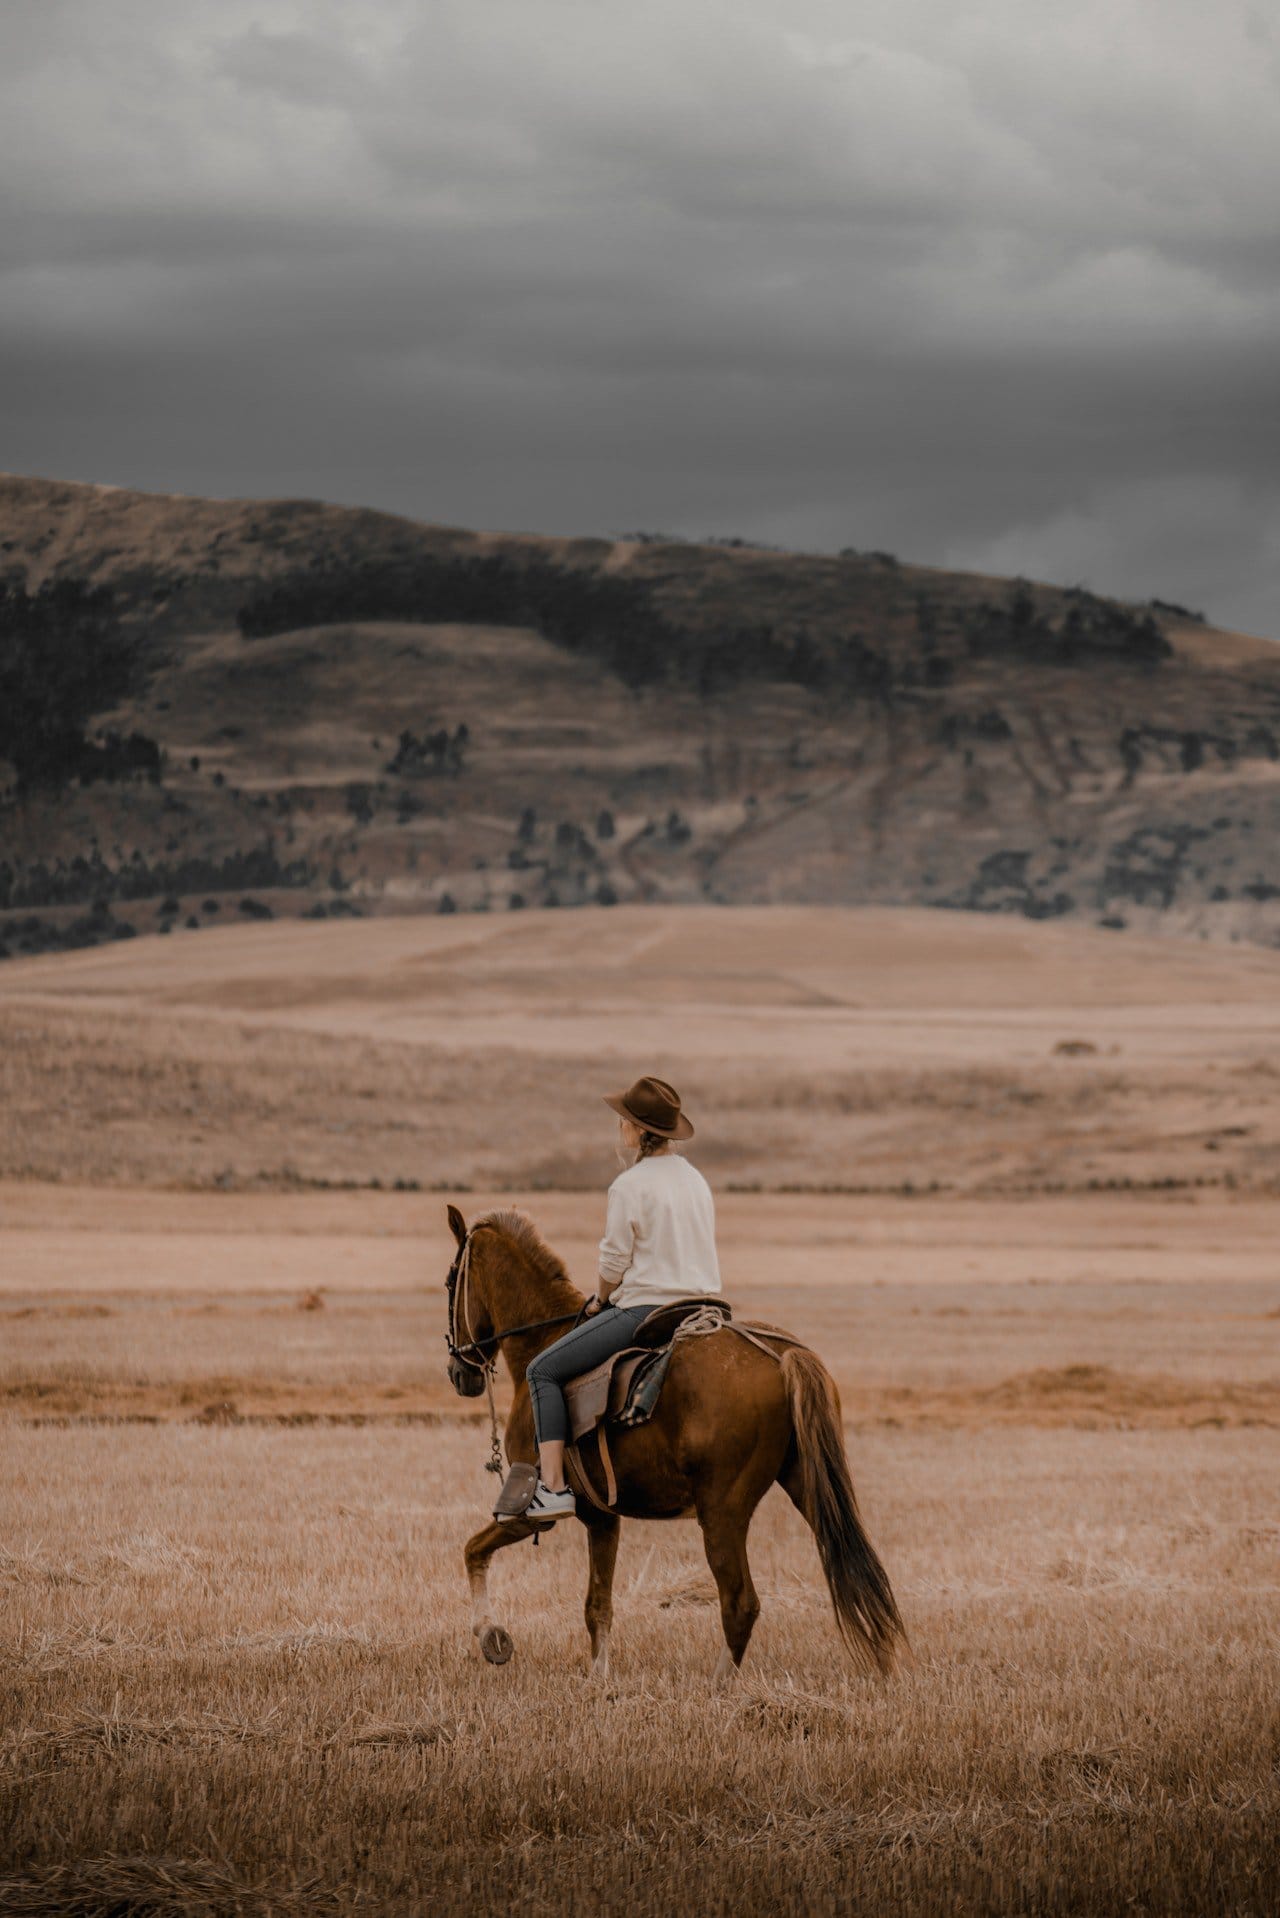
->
<box><xmin>2</xmin><ymin>472</ymin><xmax>1279</xmax><ymax>954</ymax></box>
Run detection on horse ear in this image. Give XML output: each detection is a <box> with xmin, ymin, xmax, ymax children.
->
<box><xmin>446</xmin><ymin>1203</ymin><xmax>468</xmax><ymax>1247</ymax></box>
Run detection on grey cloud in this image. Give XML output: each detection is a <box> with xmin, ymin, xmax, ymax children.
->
<box><xmin>1</xmin><ymin>0</ymin><xmax>1277</xmax><ymax>637</ymax></box>
<box><xmin>213</xmin><ymin>24</ymin><xmax>370</xmax><ymax>111</ymax></box>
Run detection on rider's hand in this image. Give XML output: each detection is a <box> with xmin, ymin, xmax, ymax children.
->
<box><xmin>584</xmin><ymin>1296</ymin><xmax>604</xmax><ymax>1316</ymax></box>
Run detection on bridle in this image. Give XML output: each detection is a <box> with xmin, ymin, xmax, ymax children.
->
<box><xmin>445</xmin><ymin>1225</ymin><xmax>582</xmax><ymax>1371</ymax></box>
<box><xmin>444</xmin><ymin>1224</ymin><xmax>583</xmax><ymax>1473</ymax></box>
<box><xmin>444</xmin><ymin>1228</ymin><xmax>489</xmax><ymax>1374</ymax></box>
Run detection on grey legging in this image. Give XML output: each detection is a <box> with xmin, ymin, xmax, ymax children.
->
<box><xmin>526</xmin><ymin>1302</ymin><xmax>652</xmax><ymax>1445</ymax></box>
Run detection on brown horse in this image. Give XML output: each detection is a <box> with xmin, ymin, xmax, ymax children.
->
<box><xmin>444</xmin><ymin>1204</ymin><xmax>906</xmax><ymax>1683</ymax></box>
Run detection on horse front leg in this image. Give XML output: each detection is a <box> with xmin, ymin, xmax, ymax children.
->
<box><xmin>462</xmin><ymin>1384</ymin><xmax>543</xmax><ymax>1665</ymax></box>
<box><xmin>463</xmin><ymin>1517</ymin><xmax>537</xmax><ymax>1665</ymax></box>
<box><xmin>582</xmin><ymin>1513</ymin><xmax>621</xmax><ymax>1681</ymax></box>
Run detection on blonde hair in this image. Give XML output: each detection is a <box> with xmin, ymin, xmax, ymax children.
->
<box><xmin>614</xmin><ymin>1115</ymin><xmax>675</xmax><ymax>1169</ymax></box>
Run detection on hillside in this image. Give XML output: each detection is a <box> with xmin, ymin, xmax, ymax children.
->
<box><xmin>2</xmin><ymin>473</ymin><xmax>1278</xmax><ymax>955</ymax></box>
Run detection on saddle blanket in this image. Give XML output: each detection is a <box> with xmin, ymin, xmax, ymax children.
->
<box><xmin>564</xmin><ymin>1296</ymin><xmax>732</xmax><ymax>1440</ymax></box>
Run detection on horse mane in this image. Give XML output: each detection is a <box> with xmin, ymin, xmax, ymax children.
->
<box><xmin>476</xmin><ymin>1208</ymin><xmax>576</xmax><ymax>1295</ymax></box>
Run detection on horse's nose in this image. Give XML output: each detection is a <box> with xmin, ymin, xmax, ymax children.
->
<box><xmin>448</xmin><ymin>1358</ymin><xmax>481</xmax><ymax>1397</ymax></box>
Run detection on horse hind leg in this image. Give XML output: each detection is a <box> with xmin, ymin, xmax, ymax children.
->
<box><xmin>583</xmin><ymin>1514</ymin><xmax>621</xmax><ymax>1681</ymax></box>
<box><xmin>463</xmin><ymin>1518</ymin><xmax>533</xmax><ymax>1665</ymax></box>
<box><xmin>696</xmin><ymin>1499</ymin><xmax>760</xmax><ymax>1688</ymax></box>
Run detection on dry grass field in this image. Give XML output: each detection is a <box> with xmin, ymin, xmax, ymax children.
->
<box><xmin>4</xmin><ymin>904</ymin><xmax>1280</xmax><ymax>1196</ymax></box>
<box><xmin>2</xmin><ymin>907</ymin><xmax>1278</xmax><ymax>1914</ymax></box>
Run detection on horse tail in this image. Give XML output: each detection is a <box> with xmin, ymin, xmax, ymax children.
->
<box><xmin>781</xmin><ymin>1346</ymin><xmax>907</xmax><ymax>1677</ymax></box>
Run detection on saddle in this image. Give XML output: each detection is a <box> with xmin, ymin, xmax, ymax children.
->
<box><xmin>489</xmin><ymin>1300</ymin><xmax>799</xmax><ymax>1523</ymax></box>
<box><xmin>563</xmin><ymin>1297</ymin><xmax>732</xmax><ymax>1510</ymax></box>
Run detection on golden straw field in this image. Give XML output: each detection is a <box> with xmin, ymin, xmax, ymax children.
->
<box><xmin>2</xmin><ymin>906</ymin><xmax>1278</xmax><ymax>1915</ymax></box>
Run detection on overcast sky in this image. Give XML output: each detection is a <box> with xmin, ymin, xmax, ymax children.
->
<box><xmin>3</xmin><ymin>0</ymin><xmax>1278</xmax><ymax>637</ymax></box>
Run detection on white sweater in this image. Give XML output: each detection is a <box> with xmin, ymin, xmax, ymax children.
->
<box><xmin>597</xmin><ymin>1152</ymin><xmax>722</xmax><ymax>1309</ymax></box>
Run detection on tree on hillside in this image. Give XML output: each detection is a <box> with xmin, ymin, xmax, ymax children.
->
<box><xmin>0</xmin><ymin>580</ymin><xmax>150</xmax><ymax>789</ymax></box>
<box><xmin>385</xmin><ymin>724</ymin><xmax>469</xmax><ymax>778</ymax></box>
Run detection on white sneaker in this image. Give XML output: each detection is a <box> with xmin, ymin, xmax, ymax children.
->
<box><xmin>502</xmin><ymin>1479</ymin><xmax>575</xmax><ymax>1523</ymax></box>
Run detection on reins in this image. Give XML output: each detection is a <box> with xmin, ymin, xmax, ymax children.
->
<box><xmin>448</xmin><ymin>1309</ymin><xmax>583</xmax><ymax>1369</ymax></box>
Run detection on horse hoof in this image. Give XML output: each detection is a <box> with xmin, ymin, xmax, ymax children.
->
<box><xmin>481</xmin><ymin>1624</ymin><xmax>514</xmax><ymax>1665</ymax></box>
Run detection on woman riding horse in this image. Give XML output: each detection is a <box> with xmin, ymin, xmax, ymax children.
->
<box><xmin>519</xmin><ymin>1074</ymin><xmax>719</xmax><ymax>1520</ymax></box>
<box><xmin>444</xmin><ymin>1080</ymin><xmax>906</xmax><ymax>1680</ymax></box>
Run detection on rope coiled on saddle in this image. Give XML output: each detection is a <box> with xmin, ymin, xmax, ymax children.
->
<box><xmin>668</xmin><ymin>1301</ymin><xmax>732</xmax><ymax>1342</ymax></box>
<box><xmin>671</xmin><ymin>1302</ymin><xmax>801</xmax><ymax>1365</ymax></box>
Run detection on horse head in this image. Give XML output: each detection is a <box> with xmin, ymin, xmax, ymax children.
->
<box><xmin>444</xmin><ymin>1203</ymin><xmax>492</xmax><ymax>1398</ymax></box>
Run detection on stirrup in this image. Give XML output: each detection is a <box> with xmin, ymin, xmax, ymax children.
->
<box><xmin>492</xmin><ymin>1462</ymin><xmax>539</xmax><ymax>1520</ymax></box>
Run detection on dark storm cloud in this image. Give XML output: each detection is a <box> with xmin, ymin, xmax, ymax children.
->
<box><xmin>2</xmin><ymin>0</ymin><xmax>1278</xmax><ymax>635</ymax></box>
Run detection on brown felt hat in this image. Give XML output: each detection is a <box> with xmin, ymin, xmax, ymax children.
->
<box><xmin>604</xmin><ymin>1075</ymin><xmax>694</xmax><ymax>1140</ymax></box>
